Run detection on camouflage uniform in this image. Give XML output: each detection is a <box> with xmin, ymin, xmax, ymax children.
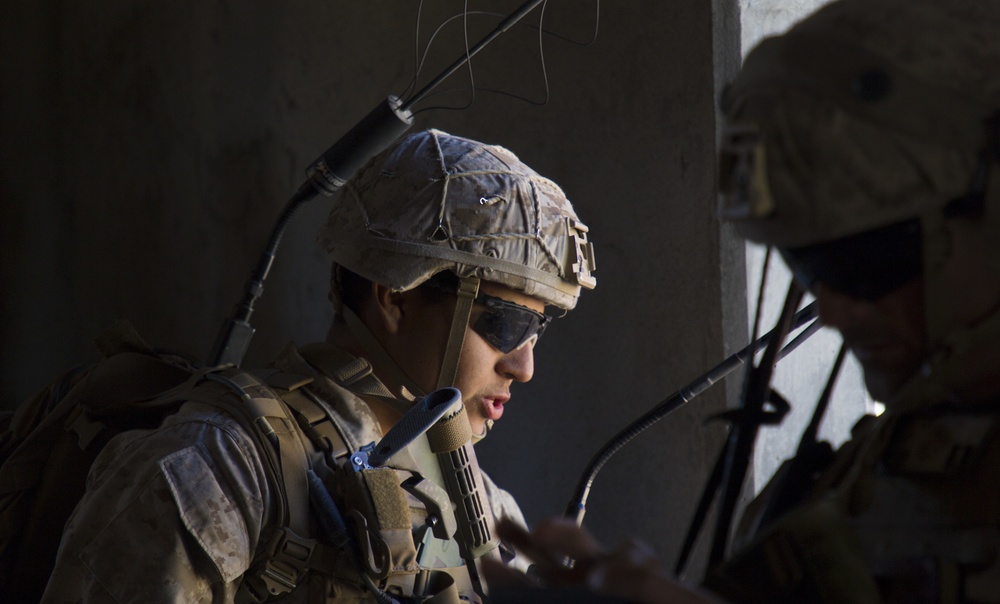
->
<box><xmin>41</xmin><ymin>342</ymin><xmax>526</xmax><ymax>603</ymax></box>
<box><xmin>41</xmin><ymin>129</ymin><xmax>594</xmax><ymax>602</ymax></box>
<box><xmin>711</xmin><ymin>0</ymin><xmax>1000</xmax><ymax>601</ymax></box>
<box><xmin>708</xmin><ymin>402</ymin><xmax>1000</xmax><ymax>603</ymax></box>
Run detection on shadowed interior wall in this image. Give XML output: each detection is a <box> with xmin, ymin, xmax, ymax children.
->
<box><xmin>0</xmin><ymin>0</ymin><xmax>744</xmax><ymax>574</ymax></box>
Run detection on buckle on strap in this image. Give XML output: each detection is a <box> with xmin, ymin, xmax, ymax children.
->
<box><xmin>239</xmin><ymin>528</ymin><xmax>344</xmax><ymax>603</ymax></box>
<box><xmin>251</xmin><ymin>528</ymin><xmax>326</xmax><ymax>599</ymax></box>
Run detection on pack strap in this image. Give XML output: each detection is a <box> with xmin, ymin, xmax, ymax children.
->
<box><xmin>342</xmin><ymin>307</ymin><xmax>423</xmax><ymax>410</ymax></box>
<box><xmin>223</xmin><ymin>372</ymin><xmax>312</xmax><ymax>539</ymax></box>
<box><xmin>256</xmin><ymin>348</ymin><xmax>382</xmax><ymax>462</ymax></box>
<box><xmin>294</xmin><ymin>341</ymin><xmax>415</xmax><ymax>416</ymax></box>
<box><xmin>237</xmin><ymin>527</ymin><xmax>344</xmax><ymax>604</ymax></box>
<box><xmin>254</xmin><ymin>346</ymin><xmax>480</xmax><ymax>602</ymax></box>
<box><xmin>177</xmin><ymin>370</ymin><xmax>322</xmax><ymax>601</ymax></box>
<box><xmin>278</xmin><ymin>388</ymin><xmax>351</xmax><ymax>464</ymax></box>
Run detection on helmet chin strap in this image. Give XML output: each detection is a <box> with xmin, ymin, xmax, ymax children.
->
<box><xmin>878</xmin><ymin>209</ymin><xmax>949</xmax><ymax>412</ymax></box>
<box><xmin>919</xmin><ymin>208</ymin><xmax>952</xmax><ymax>355</ymax></box>
<box><xmin>342</xmin><ymin>275</ymin><xmax>491</xmax><ymax>440</ymax></box>
<box><xmin>436</xmin><ymin>277</ymin><xmax>490</xmax><ymax>442</ymax></box>
<box><xmin>435</xmin><ymin>276</ymin><xmax>480</xmax><ymax>389</ymax></box>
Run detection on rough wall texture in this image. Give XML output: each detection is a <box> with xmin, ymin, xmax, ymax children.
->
<box><xmin>1</xmin><ymin>0</ymin><xmax>745</xmax><ymax>573</ymax></box>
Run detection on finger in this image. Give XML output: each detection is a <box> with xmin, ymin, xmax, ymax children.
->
<box><xmin>496</xmin><ymin>521</ymin><xmax>570</xmax><ymax>572</ymax></box>
<box><xmin>531</xmin><ymin>517</ymin><xmax>603</xmax><ymax>559</ymax></box>
<box><xmin>495</xmin><ymin>517</ymin><xmax>531</xmax><ymax>544</ymax></box>
<box><xmin>480</xmin><ymin>557</ymin><xmax>538</xmax><ymax>588</ymax></box>
<box><xmin>609</xmin><ymin>539</ymin><xmax>660</xmax><ymax>570</ymax></box>
<box><xmin>495</xmin><ymin>518</ymin><xmax>593</xmax><ymax>586</ymax></box>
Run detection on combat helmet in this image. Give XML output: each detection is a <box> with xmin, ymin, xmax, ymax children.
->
<box><xmin>717</xmin><ymin>0</ymin><xmax>1000</xmax><ymax>404</ymax></box>
<box><xmin>319</xmin><ymin>129</ymin><xmax>596</xmax><ymax>429</ymax></box>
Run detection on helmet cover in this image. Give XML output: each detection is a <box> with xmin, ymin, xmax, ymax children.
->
<box><xmin>319</xmin><ymin>129</ymin><xmax>596</xmax><ymax>310</ymax></box>
<box><xmin>718</xmin><ymin>0</ymin><xmax>1000</xmax><ymax>248</ymax></box>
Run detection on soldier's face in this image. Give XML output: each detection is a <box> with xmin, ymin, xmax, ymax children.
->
<box><xmin>813</xmin><ymin>278</ymin><xmax>927</xmax><ymax>402</ymax></box>
<box><xmin>454</xmin><ymin>282</ymin><xmax>543</xmax><ymax>437</ymax></box>
<box><xmin>810</xmin><ymin>216</ymin><xmax>1000</xmax><ymax>404</ymax></box>
<box><xmin>391</xmin><ymin>281</ymin><xmax>542</xmax><ymax>437</ymax></box>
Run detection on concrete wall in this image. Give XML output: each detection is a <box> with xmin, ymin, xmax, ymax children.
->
<box><xmin>1</xmin><ymin>0</ymin><xmax>744</xmax><ymax>573</ymax></box>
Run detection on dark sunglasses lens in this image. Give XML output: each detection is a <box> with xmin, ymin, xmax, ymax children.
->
<box><xmin>473</xmin><ymin>301</ymin><xmax>549</xmax><ymax>354</ymax></box>
<box><xmin>780</xmin><ymin>218</ymin><xmax>921</xmax><ymax>301</ymax></box>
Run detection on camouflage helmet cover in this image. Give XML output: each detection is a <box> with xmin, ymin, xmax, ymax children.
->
<box><xmin>319</xmin><ymin>129</ymin><xmax>596</xmax><ymax>310</ymax></box>
<box><xmin>718</xmin><ymin>0</ymin><xmax>1000</xmax><ymax>248</ymax></box>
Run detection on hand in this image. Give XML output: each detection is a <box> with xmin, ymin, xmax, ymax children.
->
<box><xmin>485</xmin><ymin>517</ymin><xmax>726</xmax><ymax>604</ymax></box>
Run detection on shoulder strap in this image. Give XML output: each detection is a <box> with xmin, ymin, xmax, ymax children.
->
<box><xmin>179</xmin><ymin>369</ymin><xmax>347</xmax><ymax>604</ymax></box>
<box><xmin>224</xmin><ymin>365</ymin><xmax>372</xmax><ymax>603</ymax></box>
<box><xmin>222</xmin><ymin>371</ymin><xmax>312</xmax><ymax>538</ymax></box>
<box><xmin>299</xmin><ymin>342</ymin><xmax>413</xmax><ymax>412</ymax></box>
<box><xmin>252</xmin><ymin>359</ymin><xmax>353</xmax><ymax>464</ymax></box>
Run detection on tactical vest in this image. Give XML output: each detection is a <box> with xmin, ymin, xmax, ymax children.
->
<box><xmin>705</xmin><ymin>404</ymin><xmax>1000</xmax><ymax>603</ymax></box>
<box><xmin>247</xmin><ymin>342</ymin><xmax>496</xmax><ymax>603</ymax></box>
<box><xmin>0</xmin><ymin>323</ymin><xmax>498</xmax><ymax>603</ymax></box>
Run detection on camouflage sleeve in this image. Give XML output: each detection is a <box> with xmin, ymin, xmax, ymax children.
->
<box><xmin>40</xmin><ymin>402</ymin><xmax>271</xmax><ymax>604</ymax></box>
<box><xmin>480</xmin><ymin>469</ymin><xmax>532</xmax><ymax>573</ymax></box>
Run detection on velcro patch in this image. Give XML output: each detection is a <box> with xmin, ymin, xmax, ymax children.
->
<box><xmin>160</xmin><ymin>445</ymin><xmax>252</xmax><ymax>582</ymax></box>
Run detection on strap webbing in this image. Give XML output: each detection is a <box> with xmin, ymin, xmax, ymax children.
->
<box><xmin>298</xmin><ymin>340</ymin><xmax>415</xmax><ymax>417</ymax></box>
<box><xmin>341</xmin><ymin>232</ymin><xmax>581</xmax><ymax>297</ymax></box>
<box><xmin>436</xmin><ymin>277</ymin><xmax>479</xmax><ymax>390</ymax></box>
<box><xmin>279</xmin><ymin>388</ymin><xmax>350</xmax><ymax>462</ymax></box>
<box><xmin>226</xmin><ymin>372</ymin><xmax>312</xmax><ymax>538</ymax></box>
<box><xmin>342</xmin><ymin>307</ymin><xmax>423</xmax><ymax>411</ymax></box>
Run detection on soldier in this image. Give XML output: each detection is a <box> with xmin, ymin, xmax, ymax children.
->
<box><xmin>490</xmin><ymin>0</ymin><xmax>1000</xmax><ymax>602</ymax></box>
<box><xmin>39</xmin><ymin>129</ymin><xmax>597</xmax><ymax>603</ymax></box>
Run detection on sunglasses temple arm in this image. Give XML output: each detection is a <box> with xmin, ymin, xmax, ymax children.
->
<box><xmin>564</xmin><ymin>301</ymin><xmax>818</xmax><ymax>527</ymax></box>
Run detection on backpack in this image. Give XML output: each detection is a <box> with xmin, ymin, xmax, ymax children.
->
<box><xmin>0</xmin><ymin>321</ymin><xmax>320</xmax><ymax>603</ymax></box>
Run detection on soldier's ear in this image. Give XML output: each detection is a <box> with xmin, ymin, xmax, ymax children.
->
<box><xmin>372</xmin><ymin>283</ymin><xmax>407</xmax><ymax>334</ymax></box>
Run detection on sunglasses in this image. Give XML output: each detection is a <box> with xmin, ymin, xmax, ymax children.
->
<box><xmin>779</xmin><ymin>218</ymin><xmax>922</xmax><ymax>302</ymax></box>
<box><xmin>472</xmin><ymin>292</ymin><xmax>552</xmax><ymax>353</ymax></box>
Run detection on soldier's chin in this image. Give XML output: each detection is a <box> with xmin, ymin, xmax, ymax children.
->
<box><xmin>471</xmin><ymin>419</ymin><xmax>494</xmax><ymax>444</ymax></box>
<box><xmin>863</xmin><ymin>368</ymin><xmax>914</xmax><ymax>405</ymax></box>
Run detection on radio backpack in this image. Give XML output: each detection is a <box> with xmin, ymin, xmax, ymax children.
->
<box><xmin>0</xmin><ymin>321</ymin><xmax>315</xmax><ymax>602</ymax></box>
